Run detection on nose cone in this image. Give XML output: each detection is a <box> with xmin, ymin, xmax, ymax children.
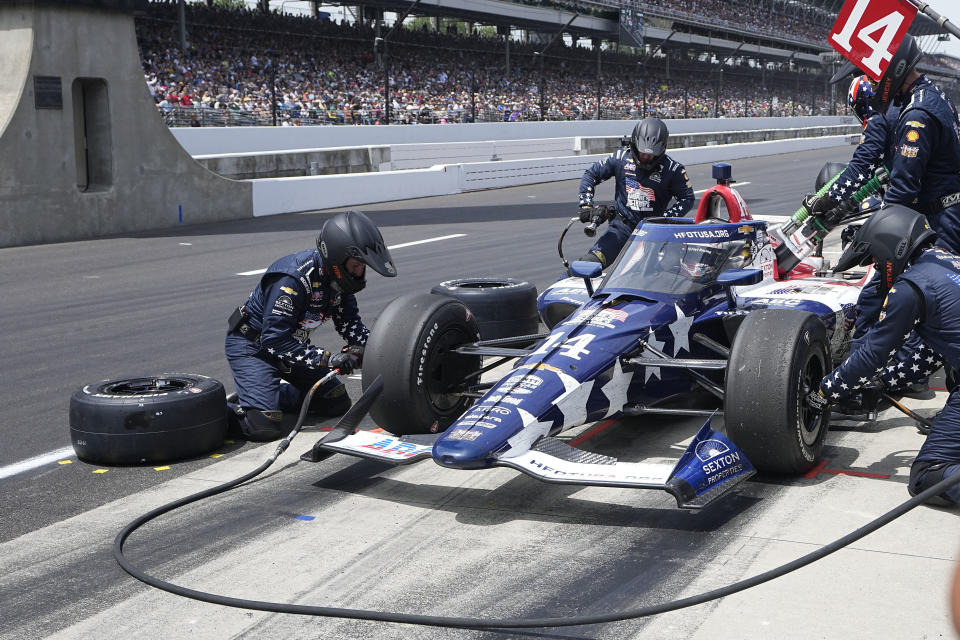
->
<box><xmin>432</xmin><ymin>437</ymin><xmax>494</xmax><ymax>469</ymax></box>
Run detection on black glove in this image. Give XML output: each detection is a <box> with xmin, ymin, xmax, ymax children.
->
<box><xmin>802</xmin><ymin>193</ymin><xmax>838</xmax><ymax>217</ymax></box>
<box><xmin>328</xmin><ymin>345</ymin><xmax>363</xmax><ymax>375</ymax></box>
<box><xmin>806</xmin><ymin>389</ymin><xmax>831</xmax><ymax>414</ymax></box>
<box><xmin>578</xmin><ymin>205</ymin><xmax>594</xmax><ymax>223</ymax></box>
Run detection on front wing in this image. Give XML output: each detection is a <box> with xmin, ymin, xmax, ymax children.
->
<box><xmin>302</xmin><ymin>417</ymin><xmax>756</xmax><ymax>509</ymax></box>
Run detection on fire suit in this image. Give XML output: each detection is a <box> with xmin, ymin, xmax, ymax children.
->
<box><xmin>820</xmin><ymin>246</ymin><xmax>960</xmax><ymax>505</ymax></box>
<box><xmin>578</xmin><ymin>147</ymin><xmax>694</xmax><ymax>266</ymax></box>
<box><xmin>225</xmin><ymin>249</ymin><xmax>368</xmax><ymax>423</ymax></box>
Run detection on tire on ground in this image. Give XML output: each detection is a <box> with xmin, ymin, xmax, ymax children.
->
<box><xmin>69</xmin><ymin>373</ymin><xmax>227</xmax><ymax>465</ymax></box>
<box><xmin>724</xmin><ymin>309</ymin><xmax>831</xmax><ymax>473</ymax></box>
<box><xmin>430</xmin><ymin>277</ymin><xmax>538</xmax><ymax>340</ymax></box>
<box><xmin>362</xmin><ymin>293</ymin><xmax>481</xmax><ymax>435</ymax></box>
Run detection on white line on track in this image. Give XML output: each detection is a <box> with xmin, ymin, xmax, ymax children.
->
<box><xmin>236</xmin><ymin>233</ymin><xmax>467</xmax><ymax>276</ymax></box>
<box><xmin>0</xmin><ymin>447</ymin><xmax>75</xmax><ymax>481</ymax></box>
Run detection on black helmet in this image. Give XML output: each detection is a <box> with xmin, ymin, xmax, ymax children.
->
<box><xmin>316</xmin><ymin>210</ymin><xmax>396</xmax><ymax>294</ymax></box>
<box><xmin>815</xmin><ymin>162</ymin><xmax>848</xmax><ymax>192</ymax></box>
<box><xmin>630</xmin><ymin>117</ymin><xmax>669</xmax><ymax>171</ymax></box>
<box><xmin>833</xmin><ymin>204</ymin><xmax>936</xmax><ymax>292</ymax></box>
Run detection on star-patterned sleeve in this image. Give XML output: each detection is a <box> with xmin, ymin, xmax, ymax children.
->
<box><xmin>820</xmin><ymin>283</ymin><xmax>930</xmax><ymax>400</ymax></box>
<box><xmin>332</xmin><ymin>291</ymin><xmax>370</xmax><ymax>346</ymax></box>
<box><xmin>258</xmin><ymin>275</ymin><xmax>329</xmax><ymax>368</ymax></box>
<box><xmin>828</xmin><ymin>113</ymin><xmax>889</xmax><ymax>204</ymax></box>
<box><xmin>578</xmin><ymin>153</ymin><xmax>617</xmax><ymax>206</ymax></box>
<box><xmin>663</xmin><ymin>163</ymin><xmax>694</xmax><ymax>217</ymax></box>
<box><xmin>884</xmin><ymin>110</ymin><xmax>937</xmax><ymax>207</ymax></box>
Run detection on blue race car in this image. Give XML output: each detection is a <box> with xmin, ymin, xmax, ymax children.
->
<box><xmin>304</xmin><ymin>167</ymin><xmax>871</xmax><ymax>509</ymax></box>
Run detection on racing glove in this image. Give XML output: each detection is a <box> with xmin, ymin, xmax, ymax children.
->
<box><xmin>806</xmin><ymin>389</ymin><xmax>831</xmax><ymax>415</ymax></box>
<box><xmin>327</xmin><ymin>345</ymin><xmax>363</xmax><ymax>375</ymax></box>
<box><xmin>578</xmin><ymin>205</ymin><xmax>595</xmax><ymax>223</ymax></box>
<box><xmin>802</xmin><ymin>193</ymin><xmax>838</xmax><ymax>217</ymax></box>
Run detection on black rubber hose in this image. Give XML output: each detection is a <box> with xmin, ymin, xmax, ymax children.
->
<box><xmin>115</xmin><ymin>405</ymin><xmax>960</xmax><ymax>629</ymax></box>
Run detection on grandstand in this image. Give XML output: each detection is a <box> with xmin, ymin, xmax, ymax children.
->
<box><xmin>139</xmin><ymin>0</ymin><xmax>960</xmax><ymax>127</ymax></box>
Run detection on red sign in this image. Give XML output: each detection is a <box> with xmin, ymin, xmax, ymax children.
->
<box><xmin>829</xmin><ymin>0</ymin><xmax>917</xmax><ymax>81</ymax></box>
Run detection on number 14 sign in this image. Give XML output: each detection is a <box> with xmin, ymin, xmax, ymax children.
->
<box><xmin>829</xmin><ymin>0</ymin><xmax>917</xmax><ymax>80</ymax></box>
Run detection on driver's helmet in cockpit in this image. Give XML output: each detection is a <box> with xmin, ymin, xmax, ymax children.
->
<box><xmin>659</xmin><ymin>235</ymin><xmax>754</xmax><ymax>283</ymax></box>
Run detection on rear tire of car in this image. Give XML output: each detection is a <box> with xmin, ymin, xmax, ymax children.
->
<box><xmin>69</xmin><ymin>374</ymin><xmax>227</xmax><ymax>465</ymax></box>
<box><xmin>724</xmin><ymin>310</ymin><xmax>831</xmax><ymax>473</ymax></box>
<box><xmin>362</xmin><ymin>293</ymin><xmax>482</xmax><ymax>435</ymax></box>
<box><xmin>430</xmin><ymin>278</ymin><xmax>539</xmax><ymax>340</ymax></box>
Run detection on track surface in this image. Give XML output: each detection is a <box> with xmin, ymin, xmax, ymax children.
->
<box><xmin>1</xmin><ymin>148</ymin><xmax>957</xmax><ymax>639</ymax></box>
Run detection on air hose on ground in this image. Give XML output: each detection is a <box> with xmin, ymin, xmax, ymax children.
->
<box><xmin>114</xmin><ymin>376</ymin><xmax>960</xmax><ymax>630</ymax></box>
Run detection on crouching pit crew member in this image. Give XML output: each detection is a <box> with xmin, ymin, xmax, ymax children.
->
<box><xmin>576</xmin><ymin>117</ymin><xmax>694</xmax><ymax>267</ymax></box>
<box><xmin>806</xmin><ymin>205</ymin><xmax>960</xmax><ymax>506</ymax></box>
<box><xmin>224</xmin><ymin>210</ymin><xmax>396</xmax><ymax>441</ymax></box>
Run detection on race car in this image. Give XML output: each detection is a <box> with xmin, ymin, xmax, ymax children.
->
<box><xmin>302</xmin><ymin>164</ymin><xmax>872</xmax><ymax>509</ymax></box>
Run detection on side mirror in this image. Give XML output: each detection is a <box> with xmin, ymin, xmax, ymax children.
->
<box><xmin>570</xmin><ymin>260</ymin><xmax>602</xmax><ymax>296</ymax></box>
<box><xmin>716</xmin><ymin>268</ymin><xmax>763</xmax><ymax>287</ymax></box>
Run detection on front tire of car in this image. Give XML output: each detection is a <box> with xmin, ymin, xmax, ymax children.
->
<box><xmin>362</xmin><ymin>293</ymin><xmax>482</xmax><ymax>435</ymax></box>
<box><xmin>724</xmin><ymin>309</ymin><xmax>831</xmax><ymax>473</ymax></box>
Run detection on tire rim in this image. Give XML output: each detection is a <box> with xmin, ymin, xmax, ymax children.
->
<box><xmin>423</xmin><ymin>327</ymin><xmax>480</xmax><ymax>417</ymax></box>
<box><xmin>440</xmin><ymin>278</ymin><xmax>518</xmax><ymax>290</ymax></box>
<box><xmin>101</xmin><ymin>377</ymin><xmax>191</xmax><ymax>395</ymax></box>
<box><xmin>799</xmin><ymin>351</ymin><xmax>826</xmax><ymax>446</ymax></box>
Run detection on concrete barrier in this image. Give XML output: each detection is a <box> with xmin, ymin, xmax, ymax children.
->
<box><xmin>197</xmin><ymin>125</ymin><xmax>860</xmax><ymax>180</ymax></box>
<box><xmin>250</xmin><ymin>134</ymin><xmax>857</xmax><ymax>217</ymax></box>
<box><xmin>174</xmin><ymin>115</ymin><xmax>858</xmax><ymax>156</ymax></box>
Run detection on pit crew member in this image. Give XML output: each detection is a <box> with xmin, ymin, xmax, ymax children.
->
<box><xmin>577</xmin><ymin>117</ymin><xmax>694</xmax><ymax>267</ymax></box>
<box><xmin>808</xmin><ymin>206</ymin><xmax>960</xmax><ymax>506</ymax></box>
<box><xmin>224</xmin><ymin>210</ymin><xmax>396</xmax><ymax>441</ymax></box>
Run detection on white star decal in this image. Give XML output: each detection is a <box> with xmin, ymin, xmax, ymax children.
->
<box><xmin>600</xmin><ymin>359</ymin><xmax>634</xmax><ymax>418</ymax></box>
<box><xmin>643</xmin><ymin>330</ymin><xmax>666</xmax><ymax>382</ymax></box>
<box><xmin>552</xmin><ymin>377</ymin><xmax>597</xmax><ymax>429</ymax></box>
<box><xmin>669</xmin><ymin>304</ymin><xmax>695</xmax><ymax>355</ymax></box>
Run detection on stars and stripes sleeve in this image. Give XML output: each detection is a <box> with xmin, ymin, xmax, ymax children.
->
<box><xmin>578</xmin><ymin>153</ymin><xmax>617</xmax><ymax>206</ymax></box>
<box><xmin>663</xmin><ymin>162</ymin><xmax>694</xmax><ymax>217</ymax></box>
<box><xmin>819</xmin><ymin>283</ymin><xmax>926</xmax><ymax>399</ymax></box>
<box><xmin>332</xmin><ymin>292</ymin><xmax>370</xmax><ymax>346</ymax></box>
<box><xmin>828</xmin><ymin>114</ymin><xmax>889</xmax><ymax>204</ymax></box>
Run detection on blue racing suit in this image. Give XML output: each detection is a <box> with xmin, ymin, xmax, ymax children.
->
<box><xmin>828</xmin><ymin>108</ymin><xmax>897</xmax><ymax>205</ymax></box>
<box><xmin>885</xmin><ymin>75</ymin><xmax>960</xmax><ymax>255</ymax></box>
<box><xmin>578</xmin><ymin>148</ymin><xmax>694</xmax><ymax>266</ymax></box>
<box><xmin>225</xmin><ymin>249</ymin><xmax>368</xmax><ymax>417</ymax></box>
<box><xmin>820</xmin><ymin>247</ymin><xmax>960</xmax><ymax>505</ymax></box>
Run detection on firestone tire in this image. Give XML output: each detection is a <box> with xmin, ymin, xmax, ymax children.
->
<box><xmin>69</xmin><ymin>373</ymin><xmax>227</xmax><ymax>465</ymax></box>
<box><xmin>430</xmin><ymin>277</ymin><xmax>539</xmax><ymax>340</ymax></box>
<box><xmin>724</xmin><ymin>310</ymin><xmax>831</xmax><ymax>474</ymax></box>
<box><xmin>362</xmin><ymin>293</ymin><xmax>481</xmax><ymax>435</ymax></box>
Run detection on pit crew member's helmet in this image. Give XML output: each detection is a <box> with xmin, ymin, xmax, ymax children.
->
<box><xmin>870</xmin><ymin>33</ymin><xmax>923</xmax><ymax>113</ymax></box>
<box><xmin>833</xmin><ymin>204</ymin><xmax>936</xmax><ymax>292</ymax></box>
<box><xmin>630</xmin><ymin>117</ymin><xmax>669</xmax><ymax>171</ymax></box>
<box><xmin>316</xmin><ymin>210</ymin><xmax>397</xmax><ymax>294</ymax></box>
<box><xmin>847</xmin><ymin>75</ymin><xmax>876</xmax><ymax>124</ymax></box>
<box><xmin>829</xmin><ymin>33</ymin><xmax>922</xmax><ymax>113</ymax></box>
<box><xmin>815</xmin><ymin>161</ymin><xmax>849</xmax><ymax>192</ymax></box>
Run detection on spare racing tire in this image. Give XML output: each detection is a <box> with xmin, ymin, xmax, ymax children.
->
<box><xmin>69</xmin><ymin>373</ymin><xmax>227</xmax><ymax>465</ymax></box>
<box><xmin>430</xmin><ymin>278</ymin><xmax>539</xmax><ymax>340</ymax></box>
<box><xmin>724</xmin><ymin>310</ymin><xmax>831</xmax><ymax>474</ymax></box>
<box><xmin>363</xmin><ymin>293</ymin><xmax>481</xmax><ymax>435</ymax></box>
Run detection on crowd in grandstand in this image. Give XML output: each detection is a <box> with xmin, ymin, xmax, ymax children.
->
<box><xmin>137</xmin><ymin>1</ymin><xmax>891</xmax><ymax>127</ymax></box>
